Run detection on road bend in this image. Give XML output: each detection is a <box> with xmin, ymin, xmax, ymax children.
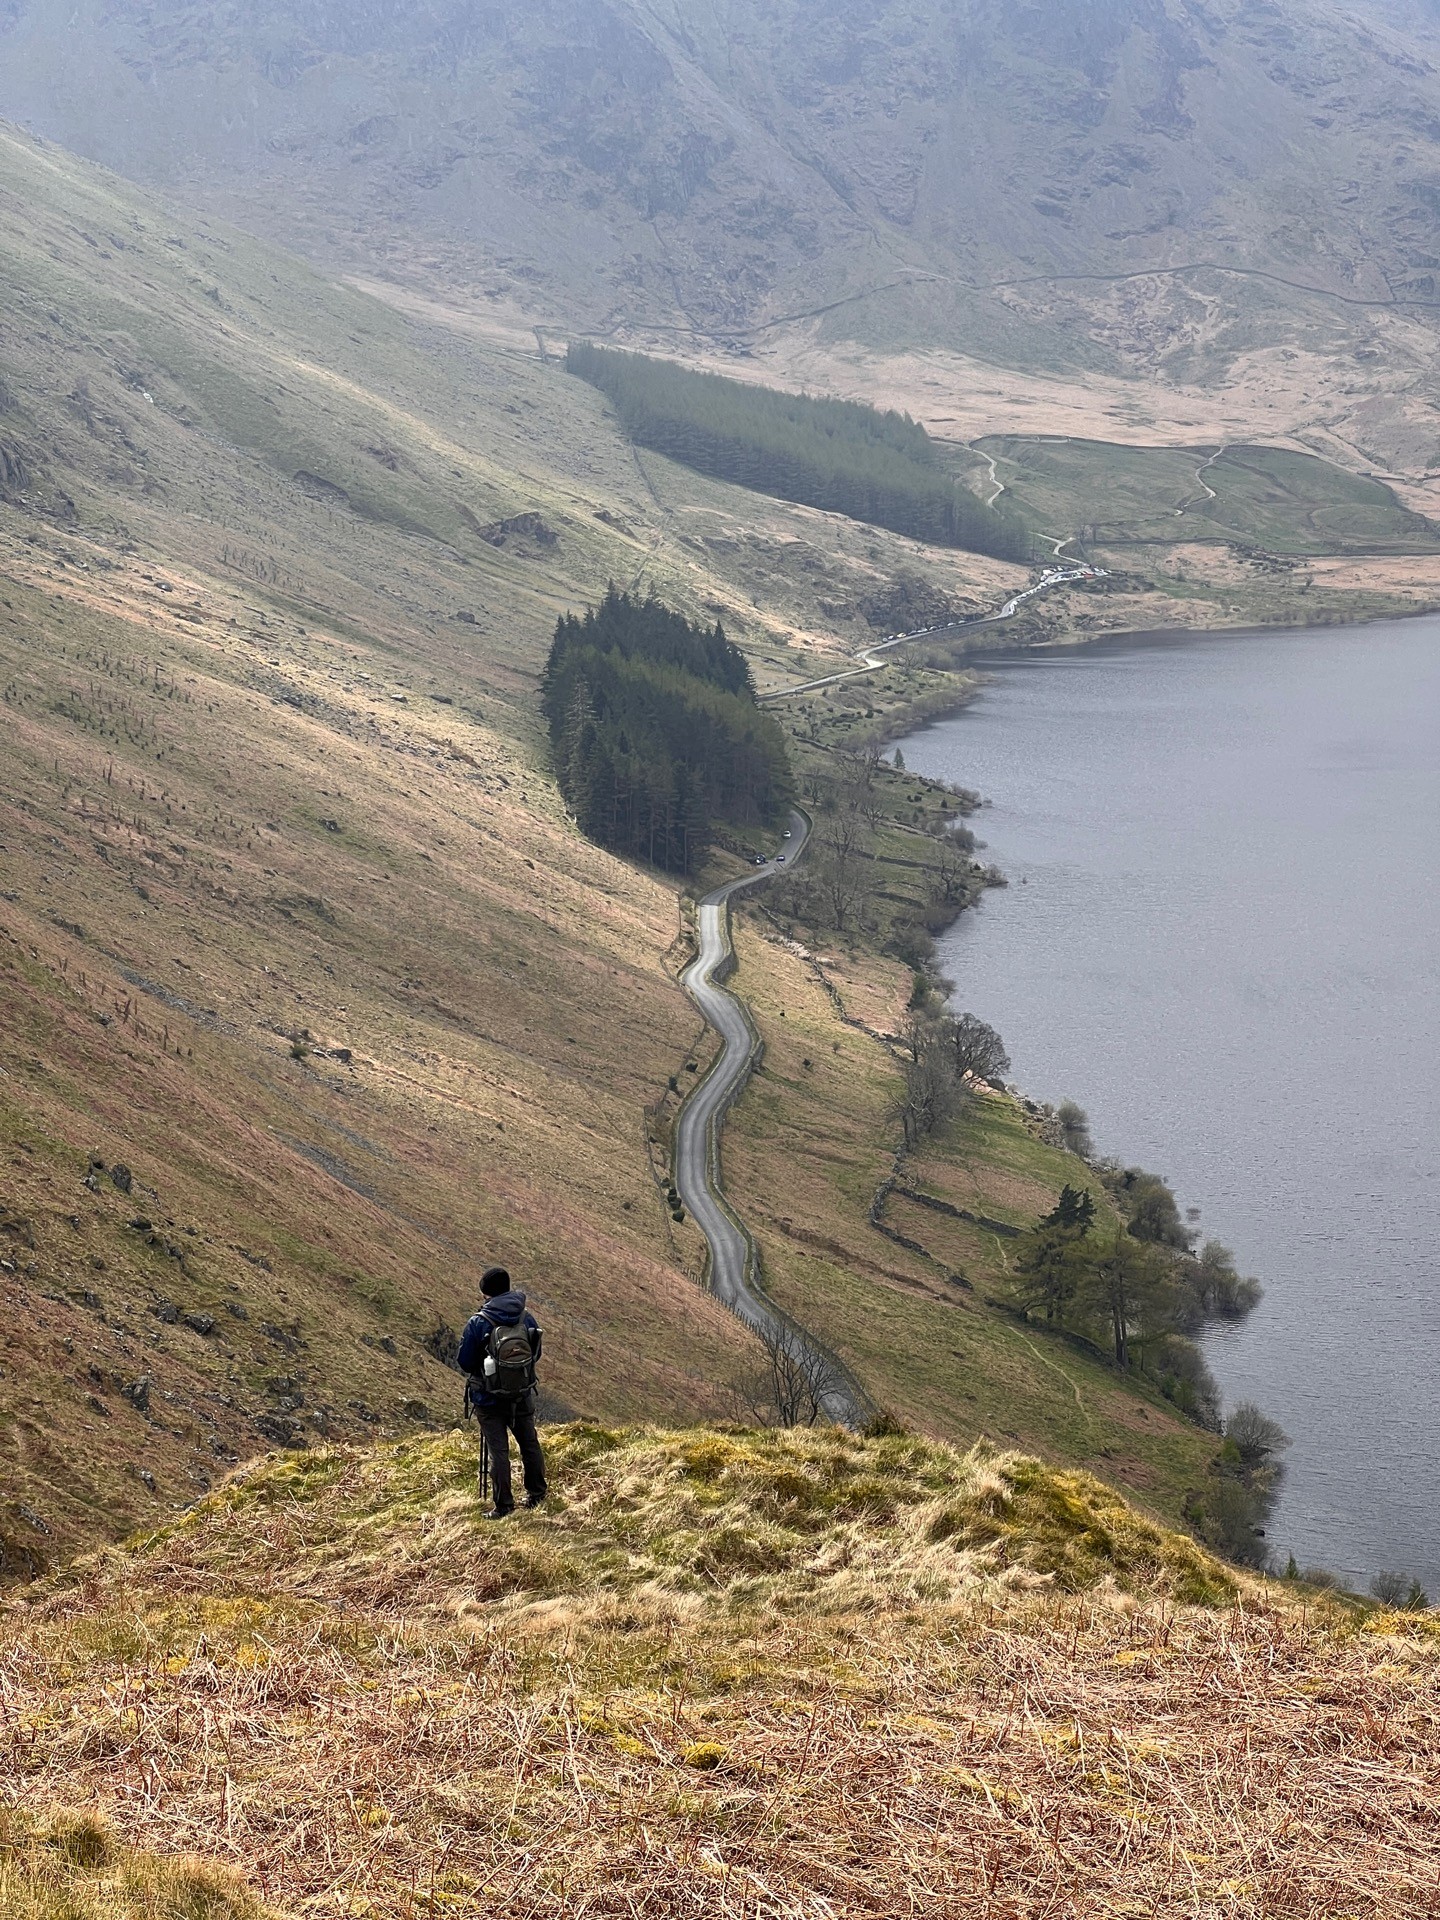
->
<box><xmin>759</xmin><ymin>563</ymin><xmax>1108</xmax><ymax>703</ymax></box>
<box><xmin>675</xmin><ymin>809</ymin><xmax>866</xmax><ymax>1426</ymax></box>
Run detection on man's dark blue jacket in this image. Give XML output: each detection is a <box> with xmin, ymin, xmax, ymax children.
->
<box><xmin>457</xmin><ymin>1290</ymin><xmax>542</xmax><ymax>1410</ymax></box>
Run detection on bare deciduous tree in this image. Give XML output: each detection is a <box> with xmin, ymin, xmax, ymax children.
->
<box><xmin>1056</xmin><ymin>1098</ymin><xmax>1093</xmax><ymax>1157</ymax></box>
<box><xmin>1225</xmin><ymin>1401</ymin><xmax>1290</xmax><ymax>1472</ymax></box>
<box><xmin>930</xmin><ymin>834</ymin><xmax>975</xmax><ymax>907</ymax></box>
<box><xmin>889</xmin><ymin>1044</ymin><xmax>963</xmax><ymax>1149</ymax></box>
<box><xmin>888</xmin><ymin>1012</ymin><xmax>1002</xmax><ymax>1148</ymax></box>
<box><xmin>732</xmin><ymin>1318</ymin><xmax>842</xmax><ymax>1427</ymax></box>
<box><xmin>818</xmin><ymin>806</ymin><xmax>870</xmax><ymax>931</ymax></box>
<box><xmin>898</xmin><ymin>1010</ymin><xmax>939</xmax><ymax>1064</ymax></box>
<box><xmin>1370</xmin><ymin>1569</ymin><xmax>1430</xmax><ymax>1609</ymax></box>
<box><xmin>836</xmin><ymin>744</ymin><xmax>886</xmax><ymax>831</ymax></box>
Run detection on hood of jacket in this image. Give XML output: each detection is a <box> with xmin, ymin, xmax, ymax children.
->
<box><xmin>481</xmin><ymin>1289</ymin><xmax>529</xmax><ymax>1326</ymax></box>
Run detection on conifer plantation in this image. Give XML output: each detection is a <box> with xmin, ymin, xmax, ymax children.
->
<box><xmin>543</xmin><ymin>589</ymin><xmax>792</xmax><ymax>873</ymax></box>
<box><xmin>567</xmin><ymin>343</ymin><xmax>1033</xmax><ymax>560</ymax></box>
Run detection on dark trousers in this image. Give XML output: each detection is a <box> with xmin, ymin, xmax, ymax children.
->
<box><xmin>480</xmin><ymin>1392</ymin><xmax>546</xmax><ymax>1512</ymax></box>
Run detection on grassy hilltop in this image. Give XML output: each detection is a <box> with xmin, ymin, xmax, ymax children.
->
<box><xmin>2</xmin><ymin>1425</ymin><xmax>1438</xmax><ymax>1917</ymax></box>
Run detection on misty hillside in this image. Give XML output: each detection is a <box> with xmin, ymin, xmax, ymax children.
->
<box><xmin>5</xmin><ymin>0</ymin><xmax>1440</xmax><ymax>387</ymax></box>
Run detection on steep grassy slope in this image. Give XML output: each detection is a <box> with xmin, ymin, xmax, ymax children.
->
<box><xmin>0</xmin><ymin>123</ymin><xmax>1193</xmax><ymax>1584</ymax></box>
<box><xmin>2</xmin><ymin>1426</ymin><xmax>1436</xmax><ymax>1917</ymax></box>
<box><xmin>0</xmin><ymin>121</ymin><xmax>784</xmax><ymax>1573</ymax></box>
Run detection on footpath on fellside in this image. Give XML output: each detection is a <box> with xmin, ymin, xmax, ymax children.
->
<box><xmin>674</xmin><ymin>808</ymin><xmax>867</xmax><ymax>1427</ymax></box>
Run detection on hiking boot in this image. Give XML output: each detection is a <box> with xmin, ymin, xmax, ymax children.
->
<box><xmin>484</xmin><ymin>1506</ymin><xmax>514</xmax><ymax>1522</ymax></box>
<box><xmin>524</xmin><ymin>1491</ymin><xmax>547</xmax><ymax>1509</ymax></box>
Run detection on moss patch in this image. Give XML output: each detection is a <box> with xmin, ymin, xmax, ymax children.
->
<box><xmin>0</xmin><ymin>1814</ymin><xmax>270</xmax><ymax>1920</ymax></box>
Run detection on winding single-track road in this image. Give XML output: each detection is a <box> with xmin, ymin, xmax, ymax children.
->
<box><xmin>675</xmin><ymin>563</ymin><xmax>1103</xmax><ymax>1419</ymax></box>
<box><xmin>759</xmin><ymin>563</ymin><xmax>1106</xmax><ymax>703</ymax></box>
<box><xmin>676</xmin><ymin>809</ymin><xmax>866</xmax><ymax>1426</ymax></box>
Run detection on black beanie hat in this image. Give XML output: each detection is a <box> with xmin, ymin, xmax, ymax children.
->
<box><xmin>481</xmin><ymin>1266</ymin><xmax>511</xmax><ymax>1297</ymax></box>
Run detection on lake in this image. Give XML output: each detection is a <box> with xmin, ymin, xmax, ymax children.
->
<box><xmin>899</xmin><ymin>618</ymin><xmax>1440</xmax><ymax>1595</ymax></box>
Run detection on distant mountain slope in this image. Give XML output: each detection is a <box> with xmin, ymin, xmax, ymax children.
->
<box><xmin>5</xmin><ymin>0</ymin><xmax>1440</xmax><ymax>383</ymax></box>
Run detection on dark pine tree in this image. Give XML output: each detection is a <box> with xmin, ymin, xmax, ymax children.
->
<box><xmin>543</xmin><ymin>588</ymin><xmax>793</xmax><ymax>875</ymax></box>
<box><xmin>567</xmin><ymin>342</ymin><xmax>1033</xmax><ymax>563</ymax></box>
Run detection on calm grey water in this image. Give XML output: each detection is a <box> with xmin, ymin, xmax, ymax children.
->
<box><xmin>900</xmin><ymin>619</ymin><xmax>1440</xmax><ymax>1594</ymax></box>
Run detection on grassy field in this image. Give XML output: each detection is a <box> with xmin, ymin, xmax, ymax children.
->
<box><xmin>2</xmin><ymin>1427</ymin><xmax>1435</xmax><ymax>1918</ymax></box>
<box><xmin>977</xmin><ymin>435</ymin><xmax>1440</xmax><ymax>556</ymax></box>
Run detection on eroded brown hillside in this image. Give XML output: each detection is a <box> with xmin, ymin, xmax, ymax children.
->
<box><xmin>0</xmin><ymin>125</ymin><xmax>773</xmax><ymax>1572</ymax></box>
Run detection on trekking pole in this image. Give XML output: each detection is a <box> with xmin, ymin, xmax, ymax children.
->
<box><xmin>480</xmin><ymin>1431</ymin><xmax>489</xmax><ymax>1506</ymax></box>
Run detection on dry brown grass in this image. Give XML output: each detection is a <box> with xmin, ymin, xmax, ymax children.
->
<box><xmin>2</xmin><ymin>1427</ymin><xmax>1435</xmax><ymax>1919</ymax></box>
<box><xmin>0</xmin><ymin>550</ymin><xmax>755</xmax><ymax>1559</ymax></box>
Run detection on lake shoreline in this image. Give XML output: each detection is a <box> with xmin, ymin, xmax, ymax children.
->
<box><xmin>894</xmin><ymin>617</ymin><xmax>1440</xmax><ymax>1594</ymax></box>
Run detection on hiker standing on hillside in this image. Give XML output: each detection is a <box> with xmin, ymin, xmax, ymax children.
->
<box><xmin>458</xmin><ymin>1267</ymin><xmax>547</xmax><ymax>1520</ymax></box>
